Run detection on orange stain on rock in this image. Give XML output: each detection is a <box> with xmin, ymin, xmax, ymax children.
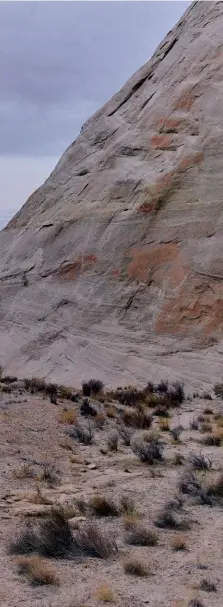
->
<box><xmin>179</xmin><ymin>152</ymin><xmax>203</xmax><ymax>171</ymax></box>
<box><xmin>127</xmin><ymin>243</ymin><xmax>179</xmax><ymax>283</ymax></box>
<box><xmin>155</xmin><ymin>279</ymin><xmax>223</xmax><ymax>337</ymax></box>
<box><xmin>156</xmin><ymin>117</ymin><xmax>182</xmax><ymax>133</ymax></box>
<box><xmin>175</xmin><ymin>92</ymin><xmax>196</xmax><ymax>111</ymax></box>
<box><xmin>57</xmin><ymin>255</ymin><xmax>97</xmax><ymax>281</ymax></box>
<box><xmin>151</xmin><ymin>134</ymin><xmax>173</xmax><ymax>149</ymax></box>
<box><xmin>137</xmin><ymin>203</ymin><xmax>155</xmax><ymax>214</ymax></box>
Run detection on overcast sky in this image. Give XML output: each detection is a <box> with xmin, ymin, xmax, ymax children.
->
<box><xmin>0</xmin><ymin>1</ymin><xmax>190</xmax><ymax>229</ymax></box>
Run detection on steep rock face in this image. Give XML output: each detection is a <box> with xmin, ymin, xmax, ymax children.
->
<box><xmin>1</xmin><ymin>1</ymin><xmax>223</xmax><ymax>389</ymax></box>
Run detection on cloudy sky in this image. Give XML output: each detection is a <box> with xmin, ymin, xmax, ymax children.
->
<box><xmin>0</xmin><ymin>1</ymin><xmax>190</xmax><ymax>229</ymax></box>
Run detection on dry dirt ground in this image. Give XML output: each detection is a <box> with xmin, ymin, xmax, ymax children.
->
<box><xmin>0</xmin><ymin>381</ymin><xmax>223</xmax><ymax>607</ymax></box>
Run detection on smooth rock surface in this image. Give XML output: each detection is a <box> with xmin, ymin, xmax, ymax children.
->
<box><xmin>1</xmin><ymin>1</ymin><xmax>223</xmax><ymax>390</ymax></box>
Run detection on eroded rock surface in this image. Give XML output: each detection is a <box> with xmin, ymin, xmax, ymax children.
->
<box><xmin>1</xmin><ymin>1</ymin><xmax>223</xmax><ymax>389</ymax></box>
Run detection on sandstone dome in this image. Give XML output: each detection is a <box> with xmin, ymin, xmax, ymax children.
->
<box><xmin>1</xmin><ymin>0</ymin><xmax>223</xmax><ymax>390</ymax></box>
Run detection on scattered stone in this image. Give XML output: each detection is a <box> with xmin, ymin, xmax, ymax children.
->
<box><xmin>88</xmin><ymin>463</ymin><xmax>97</xmax><ymax>470</ymax></box>
<box><xmin>69</xmin><ymin>516</ymin><xmax>86</xmax><ymax>529</ymax></box>
<box><xmin>100</xmin><ymin>447</ymin><xmax>108</xmax><ymax>455</ymax></box>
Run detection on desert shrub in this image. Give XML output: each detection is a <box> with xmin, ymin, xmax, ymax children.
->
<box><xmin>95</xmin><ymin>585</ymin><xmax>115</xmax><ymax>602</ymax></box>
<box><xmin>171</xmin><ymin>534</ymin><xmax>187</xmax><ymax>551</ymax></box>
<box><xmin>74</xmin><ymin>522</ymin><xmax>117</xmax><ymax>558</ymax></box>
<box><xmin>58</xmin><ymin>385</ymin><xmax>74</xmax><ymax>400</ymax></box>
<box><xmin>123</xmin><ymin>557</ymin><xmax>148</xmax><ymax>577</ymax></box>
<box><xmin>172</xmin><ymin>453</ymin><xmax>185</xmax><ymax>466</ymax></box>
<box><xmin>13</xmin><ymin>464</ymin><xmax>35</xmax><ymax>479</ymax></box>
<box><xmin>94</xmin><ymin>412</ymin><xmax>106</xmax><ymax>429</ymax></box>
<box><xmin>200</xmin><ymin>578</ymin><xmax>217</xmax><ymax>592</ymax></box>
<box><xmin>88</xmin><ymin>379</ymin><xmax>104</xmax><ymax>394</ymax></box>
<box><xmin>199</xmin><ymin>422</ymin><xmax>212</xmax><ymax>434</ymax></box>
<box><xmin>9</xmin><ymin>509</ymin><xmax>73</xmax><ymax>558</ymax></box>
<box><xmin>37</xmin><ymin>509</ymin><xmax>73</xmax><ymax>557</ymax></box>
<box><xmin>69</xmin><ymin>421</ymin><xmax>94</xmax><ymax>444</ymax></box>
<box><xmin>170</xmin><ymin>425</ymin><xmax>183</xmax><ymax>441</ymax></box>
<box><xmin>125</xmin><ymin>522</ymin><xmax>158</xmax><ymax>546</ymax></box>
<box><xmin>178</xmin><ymin>471</ymin><xmax>201</xmax><ymax>496</ymax></box>
<box><xmin>59</xmin><ymin>409</ymin><xmax>76</xmax><ymax>425</ymax></box>
<box><xmin>169</xmin><ymin>382</ymin><xmax>185</xmax><ymax>405</ymax></box>
<box><xmin>8</xmin><ymin>525</ymin><xmax>38</xmax><ymax>555</ymax></box>
<box><xmin>146</xmin><ymin>393</ymin><xmax>160</xmax><ymax>407</ymax></box>
<box><xmin>122</xmin><ymin>406</ymin><xmax>152</xmax><ymax>429</ymax></box>
<box><xmin>106</xmin><ymin>405</ymin><xmax>116</xmax><ymax>418</ymax></box>
<box><xmin>16</xmin><ymin>555</ymin><xmax>59</xmax><ymax>586</ymax></box>
<box><xmin>204</xmin><ymin>407</ymin><xmax>213</xmax><ymax>415</ymax></box>
<box><xmin>207</xmin><ymin>473</ymin><xmax>223</xmax><ymax>504</ymax></box>
<box><xmin>120</xmin><ymin>495</ymin><xmax>135</xmax><ymax>515</ymax></box>
<box><xmin>155</xmin><ymin>380</ymin><xmax>169</xmax><ymax>394</ymax></box>
<box><xmin>80</xmin><ymin>398</ymin><xmax>97</xmax><ymax>417</ymax></box>
<box><xmin>50</xmin><ymin>392</ymin><xmax>57</xmax><ymax>404</ymax></box>
<box><xmin>201</xmin><ymin>434</ymin><xmax>221</xmax><ymax>446</ymax></box>
<box><xmin>119</xmin><ymin>425</ymin><xmax>133</xmax><ymax>446</ymax></box>
<box><xmin>107</xmin><ymin>431</ymin><xmax>118</xmax><ymax>452</ymax></box>
<box><xmin>159</xmin><ymin>418</ymin><xmax>170</xmax><ymax>431</ymax></box>
<box><xmin>82</xmin><ymin>382</ymin><xmax>91</xmax><ymax>397</ymax></box>
<box><xmin>113</xmin><ymin>387</ymin><xmax>144</xmax><ymax>407</ymax></box>
<box><xmin>214</xmin><ymin>383</ymin><xmax>223</xmax><ymax>398</ymax></box>
<box><xmin>178</xmin><ymin>471</ymin><xmax>212</xmax><ymax>505</ymax></box>
<box><xmin>154</xmin><ymin>503</ymin><xmax>179</xmax><ymax>529</ymax></box>
<box><xmin>45</xmin><ymin>383</ymin><xmax>57</xmax><ymax>397</ymax></box>
<box><xmin>122</xmin><ymin>514</ymin><xmax>141</xmax><ymax>530</ymax></box>
<box><xmin>188</xmin><ymin>452</ymin><xmax>212</xmax><ymax>471</ymax></box>
<box><xmin>38</xmin><ymin>463</ymin><xmax>60</xmax><ymax>486</ymax></box>
<box><xmin>2</xmin><ymin>385</ymin><xmax>11</xmax><ymax>393</ymax></box>
<box><xmin>82</xmin><ymin>379</ymin><xmax>104</xmax><ymax>396</ymax></box>
<box><xmin>153</xmin><ymin>405</ymin><xmax>169</xmax><ymax>417</ymax></box>
<box><xmin>144</xmin><ymin>381</ymin><xmax>154</xmax><ymax>394</ymax></box>
<box><xmin>131</xmin><ymin>433</ymin><xmax>164</xmax><ymax>464</ymax></box>
<box><xmin>89</xmin><ymin>495</ymin><xmax>119</xmax><ymax>517</ymax></box>
<box><xmin>202</xmin><ymin>392</ymin><xmax>212</xmax><ymax>401</ymax></box>
<box><xmin>190</xmin><ymin>417</ymin><xmax>199</xmax><ymax>430</ymax></box>
<box><xmin>1</xmin><ymin>375</ymin><xmax>18</xmax><ymax>384</ymax></box>
<box><xmin>30</xmin><ymin>377</ymin><xmax>47</xmax><ymax>393</ymax></box>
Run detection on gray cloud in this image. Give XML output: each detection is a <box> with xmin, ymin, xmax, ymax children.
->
<box><xmin>0</xmin><ymin>1</ymin><xmax>190</xmax><ymax>157</ymax></box>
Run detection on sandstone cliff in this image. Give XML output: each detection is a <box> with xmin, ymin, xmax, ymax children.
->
<box><xmin>1</xmin><ymin>1</ymin><xmax>223</xmax><ymax>389</ymax></box>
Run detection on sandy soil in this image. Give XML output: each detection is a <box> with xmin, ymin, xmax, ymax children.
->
<box><xmin>0</xmin><ymin>383</ymin><xmax>222</xmax><ymax>607</ymax></box>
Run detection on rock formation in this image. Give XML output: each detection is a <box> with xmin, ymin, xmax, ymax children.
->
<box><xmin>1</xmin><ymin>1</ymin><xmax>223</xmax><ymax>389</ymax></box>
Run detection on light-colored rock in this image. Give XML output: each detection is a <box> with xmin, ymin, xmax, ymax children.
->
<box><xmin>0</xmin><ymin>2</ymin><xmax>223</xmax><ymax>390</ymax></box>
<box><xmin>87</xmin><ymin>463</ymin><xmax>97</xmax><ymax>470</ymax></box>
<box><xmin>69</xmin><ymin>516</ymin><xmax>86</xmax><ymax>529</ymax></box>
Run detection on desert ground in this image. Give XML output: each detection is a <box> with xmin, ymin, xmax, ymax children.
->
<box><xmin>0</xmin><ymin>376</ymin><xmax>223</xmax><ymax>607</ymax></box>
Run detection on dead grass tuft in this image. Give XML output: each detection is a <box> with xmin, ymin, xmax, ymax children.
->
<box><xmin>171</xmin><ymin>534</ymin><xmax>187</xmax><ymax>551</ymax></box>
<box><xmin>172</xmin><ymin>453</ymin><xmax>185</xmax><ymax>466</ymax></box>
<box><xmin>89</xmin><ymin>495</ymin><xmax>119</xmax><ymax>517</ymax></box>
<box><xmin>106</xmin><ymin>405</ymin><xmax>116</xmax><ymax>419</ymax></box>
<box><xmin>122</xmin><ymin>406</ymin><xmax>151</xmax><ymax>429</ymax></box>
<box><xmin>59</xmin><ymin>408</ymin><xmax>77</xmax><ymax>425</ymax></box>
<box><xmin>8</xmin><ymin>508</ymin><xmax>73</xmax><ymax>558</ymax></box>
<box><xmin>125</xmin><ymin>522</ymin><xmax>158</xmax><ymax>546</ymax></box>
<box><xmin>123</xmin><ymin>557</ymin><xmax>149</xmax><ymax>577</ymax></box>
<box><xmin>107</xmin><ymin>431</ymin><xmax>118</xmax><ymax>452</ymax></box>
<box><xmin>95</xmin><ymin>585</ymin><xmax>115</xmax><ymax>603</ymax></box>
<box><xmin>74</xmin><ymin>522</ymin><xmax>117</xmax><ymax>559</ymax></box>
<box><xmin>122</xmin><ymin>514</ymin><xmax>141</xmax><ymax>531</ymax></box>
<box><xmin>159</xmin><ymin>418</ymin><xmax>170</xmax><ymax>432</ymax></box>
<box><xmin>13</xmin><ymin>464</ymin><xmax>35</xmax><ymax>479</ymax></box>
<box><xmin>16</xmin><ymin>554</ymin><xmax>59</xmax><ymax>586</ymax></box>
